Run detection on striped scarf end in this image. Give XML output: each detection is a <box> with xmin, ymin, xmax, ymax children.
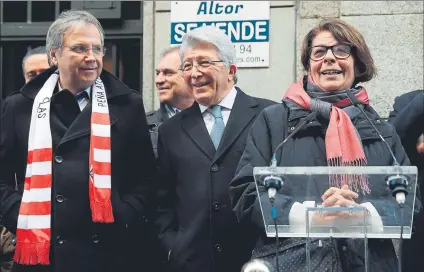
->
<box><xmin>327</xmin><ymin>157</ymin><xmax>371</xmax><ymax>194</ymax></box>
<box><xmin>13</xmin><ymin>242</ymin><xmax>50</xmax><ymax>265</ymax></box>
<box><xmin>90</xmin><ymin>201</ymin><xmax>115</xmax><ymax>223</ymax></box>
<box><xmin>327</xmin><ymin>157</ymin><xmax>368</xmax><ymax>167</ymax></box>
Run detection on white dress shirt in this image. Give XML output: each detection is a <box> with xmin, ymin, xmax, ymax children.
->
<box><xmin>198</xmin><ymin>86</ymin><xmax>237</xmax><ymax>135</ymax></box>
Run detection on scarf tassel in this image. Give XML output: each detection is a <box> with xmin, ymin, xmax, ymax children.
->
<box><xmin>14</xmin><ymin>242</ymin><xmax>50</xmax><ymax>265</ymax></box>
<box><xmin>328</xmin><ymin>157</ymin><xmax>370</xmax><ymax>194</ymax></box>
<box><xmin>90</xmin><ymin>201</ymin><xmax>114</xmax><ymax>223</ymax></box>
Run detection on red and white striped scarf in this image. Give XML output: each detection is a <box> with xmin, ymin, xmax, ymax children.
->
<box><xmin>14</xmin><ymin>71</ymin><xmax>114</xmax><ymax>265</ymax></box>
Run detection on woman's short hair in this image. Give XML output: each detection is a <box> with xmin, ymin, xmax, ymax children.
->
<box><xmin>300</xmin><ymin>19</ymin><xmax>377</xmax><ymax>85</ymax></box>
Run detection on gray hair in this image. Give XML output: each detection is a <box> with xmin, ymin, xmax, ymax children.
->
<box><xmin>22</xmin><ymin>46</ymin><xmax>48</xmax><ymax>73</ymax></box>
<box><xmin>179</xmin><ymin>26</ymin><xmax>238</xmax><ymax>84</ymax></box>
<box><xmin>160</xmin><ymin>45</ymin><xmax>181</xmax><ymax>59</ymax></box>
<box><xmin>46</xmin><ymin>10</ymin><xmax>104</xmax><ymax>56</ymax></box>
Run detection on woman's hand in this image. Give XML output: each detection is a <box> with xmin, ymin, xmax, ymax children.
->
<box><xmin>312</xmin><ymin>185</ymin><xmax>365</xmax><ymax>224</ymax></box>
<box><xmin>321</xmin><ymin>184</ymin><xmax>359</xmax><ymax>208</ymax></box>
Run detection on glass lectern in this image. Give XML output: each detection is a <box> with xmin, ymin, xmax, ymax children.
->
<box><xmin>253</xmin><ymin>166</ymin><xmax>418</xmax><ymax>272</ymax></box>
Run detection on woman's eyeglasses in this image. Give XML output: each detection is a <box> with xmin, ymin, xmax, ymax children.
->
<box><xmin>310</xmin><ymin>44</ymin><xmax>352</xmax><ymax>61</ymax></box>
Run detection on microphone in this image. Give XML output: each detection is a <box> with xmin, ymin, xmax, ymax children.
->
<box><xmin>264</xmin><ymin>175</ymin><xmax>283</xmax><ymax>202</ymax></box>
<box><xmin>345</xmin><ymin>90</ymin><xmax>408</xmax><ymax>205</ymax></box>
<box><xmin>346</xmin><ymin>91</ymin><xmax>400</xmax><ymax>166</ymax></box>
<box><xmin>270</xmin><ymin>112</ymin><xmax>317</xmax><ymax>167</ymax></box>
<box><xmin>346</xmin><ymin>91</ymin><xmax>408</xmax><ymax>272</ymax></box>
<box><xmin>262</xmin><ymin>111</ymin><xmax>317</xmax><ymax>272</ymax></box>
<box><xmin>264</xmin><ymin>112</ymin><xmax>317</xmax><ymax>202</ymax></box>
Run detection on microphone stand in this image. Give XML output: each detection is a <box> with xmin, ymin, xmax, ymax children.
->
<box><xmin>346</xmin><ymin>90</ymin><xmax>408</xmax><ymax>272</ymax></box>
<box><xmin>263</xmin><ymin>175</ymin><xmax>283</xmax><ymax>272</ymax></box>
<box><xmin>263</xmin><ymin>112</ymin><xmax>317</xmax><ymax>272</ymax></box>
<box><xmin>387</xmin><ymin>174</ymin><xmax>408</xmax><ymax>272</ymax></box>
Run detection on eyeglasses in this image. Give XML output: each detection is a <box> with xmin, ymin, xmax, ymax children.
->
<box><xmin>180</xmin><ymin>59</ymin><xmax>224</xmax><ymax>73</ymax></box>
<box><xmin>310</xmin><ymin>44</ymin><xmax>352</xmax><ymax>61</ymax></box>
<box><xmin>62</xmin><ymin>44</ymin><xmax>107</xmax><ymax>56</ymax></box>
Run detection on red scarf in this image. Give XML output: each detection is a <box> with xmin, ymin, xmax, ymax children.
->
<box><xmin>284</xmin><ymin>78</ymin><xmax>371</xmax><ymax>192</ymax></box>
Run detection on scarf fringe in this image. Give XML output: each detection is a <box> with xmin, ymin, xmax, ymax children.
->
<box><xmin>14</xmin><ymin>242</ymin><xmax>50</xmax><ymax>265</ymax></box>
<box><xmin>90</xmin><ymin>201</ymin><xmax>114</xmax><ymax>223</ymax></box>
<box><xmin>328</xmin><ymin>157</ymin><xmax>371</xmax><ymax>194</ymax></box>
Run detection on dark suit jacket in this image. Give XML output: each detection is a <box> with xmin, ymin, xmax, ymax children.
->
<box><xmin>388</xmin><ymin>89</ymin><xmax>424</xmax><ymax>272</ymax></box>
<box><xmin>0</xmin><ymin>98</ymin><xmax>4</xmax><ymax>228</ymax></box>
<box><xmin>0</xmin><ymin>67</ymin><xmax>157</xmax><ymax>272</ymax></box>
<box><xmin>388</xmin><ymin>90</ymin><xmax>424</xmax><ymax>173</ymax></box>
<box><xmin>146</xmin><ymin>104</ymin><xmax>170</xmax><ymax>159</ymax></box>
<box><xmin>156</xmin><ymin>87</ymin><xmax>276</xmax><ymax>272</ymax></box>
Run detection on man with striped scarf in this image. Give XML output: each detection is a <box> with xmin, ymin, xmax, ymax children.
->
<box><xmin>0</xmin><ymin>10</ymin><xmax>157</xmax><ymax>272</ymax></box>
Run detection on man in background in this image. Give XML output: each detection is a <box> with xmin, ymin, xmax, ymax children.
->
<box><xmin>22</xmin><ymin>46</ymin><xmax>50</xmax><ymax>83</ymax></box>
<box><xmin>147</xmin><ymin>46</ymin><xmax>193</xmax><ymax>159</ymax></box>
<box><xmin>0</xmin><ymin>45</ymin><xmax>50</xmax><ymax>272</ymax></box>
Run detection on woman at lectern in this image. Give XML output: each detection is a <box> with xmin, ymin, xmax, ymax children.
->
<box><xmin>230</xmin><ymin>19</ymin><xmax>413</xmax><ymax>272</ymax></box>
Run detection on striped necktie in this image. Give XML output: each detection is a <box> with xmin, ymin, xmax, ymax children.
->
<box><xmin>75</xmin><ymin>90</ymin><xmax>90</xmax><ymax>111</ymax></box>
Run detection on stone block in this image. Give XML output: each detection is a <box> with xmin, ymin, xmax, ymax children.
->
<box><xmin>342</xmin><ymin>14</ymin><xmax>424</xmax><ymax>117</ymax></box>
<box><xmin>237</xmin><ymin>7</ymin><xmax>297</xmax><ymax>102</ymax></box>
<box><xmin>299</xmin><ymin>1</ymin><xmax>340</xmax><ymax>19</ymax></box>
<box><xmin>295</xmin><ymin>18</ymin><xmax>321</xmax><ymax>81</ymax></box>
<box><xmin>341</xmin><ymin>1</ymin><xmax>423</xmax><ymax>16</ymax></box>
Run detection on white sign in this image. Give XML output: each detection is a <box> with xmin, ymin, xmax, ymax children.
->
<box><xmin>170</xmin><ymin>1</ymin><xmax>270</xmax><ymax>68</ymax></box>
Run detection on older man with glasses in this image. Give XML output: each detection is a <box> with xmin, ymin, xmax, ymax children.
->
<box><xmin>155</xmin><ymin>26</ymin><xmax>275</xmax><ymax>272</ymax></box>
<box><xmin>0</xmin><ymin>10</ymin><xmax>157</xmax><ymax>272</ymax></box>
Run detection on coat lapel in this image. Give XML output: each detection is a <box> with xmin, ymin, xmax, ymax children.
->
<box><xmin>160</xmin><ymin>103</ymin><xmax>170</xmax><ymax>122</ymax></box>
<box><xmin>181</xmin><ymin>103</ymin><xmax>216</xmax><ymax>160</ymax></box>
<box><xmin>20</xmin><ymin>68</ymin><xmax>130</xmax><ymax>148</ymax></box>
<box><xmin>213</xmin><ymin>89</ymin><xmax>258</xmax><ymax>161</ymax></box>
<box><xmin>57</xmin><ymin>101</ymin><xmax>118</xmax><ymax>147</ymax></box>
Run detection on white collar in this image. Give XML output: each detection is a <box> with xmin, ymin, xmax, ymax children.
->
<box><xmin>199</xmin><ymin>86</ymin><xmax>237</xmax><ymax>113</ymax></box>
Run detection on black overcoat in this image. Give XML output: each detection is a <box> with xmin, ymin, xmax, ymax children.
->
<box><xmin>0</xmin><ymin>67</ymin><xmax>157</xmax><ymax>272</ymax></box>
<box><xmin>156</xmin><ymin>88</ymin><xmax>275</xmax><ymax>272</ymax></box>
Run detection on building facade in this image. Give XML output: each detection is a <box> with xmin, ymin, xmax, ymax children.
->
<box><xmin>142</xmin><ymin>1</ymin><xmax>423</xmax><ymax>117</ymax></box>
<box><xmin>0</xmin><ymin>1</ymin><xmax>422</xmax><ymax>117</ymax></box>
